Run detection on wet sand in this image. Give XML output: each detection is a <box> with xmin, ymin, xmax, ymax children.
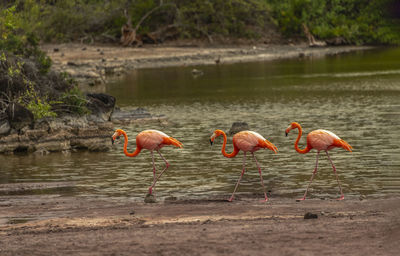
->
<box><xmin>0</xmin><ymin>194</ymin><xmax>399</xmax><ymax>255</ymax></box>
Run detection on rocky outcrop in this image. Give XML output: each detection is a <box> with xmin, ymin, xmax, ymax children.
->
<box><xmin>0</xmin><ymin>112</ymin><xmax>10</xmax><ymax>135</ymax></box>
<box><xmin>0</xmin><ymin>115</ymin><xmax>113</xmax><ymax>154</ymax></box>
<box><xmin>6</xmin><ymin>103</ymin><xmax>34</xmax><ymax>131</ymax></box>
<box><xmin>86</xmin><ymin>93</ymin><xmax>116</xmax><ymax>122</ymax></box>
<box><xmin>0</xmin><ymin>107</ymin><xmax>169</xmax><ymax>154</ymax></box>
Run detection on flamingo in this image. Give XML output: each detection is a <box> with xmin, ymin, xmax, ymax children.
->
<box><xmin>210</xmin><ymin>129</ymin><xmax>278</xmax><ymax>202</ymax></box>
<box><xmin>112</xmin><ymin>129</ymin><xmax>183</xmax><ymax>196</ymax></box>
<box><xmin>285</xmin><ymin>122</ymin><xmax>352</xmax><ymax>201</ymax></box>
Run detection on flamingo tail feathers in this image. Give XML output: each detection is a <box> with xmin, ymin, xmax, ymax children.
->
<box><xmin>163</xmin><ymin>137</ymin><xmax>183</xmax><ymax>148</ymax></box>
<box><xmin>261</xmin><ymin>139</ymin><xmax>278</xmax><ymax>154</ymax></box>
<box><xmin>335</xmin><ymin>139</ymin><xmax>353</xmax><ymax>152</ymax></box>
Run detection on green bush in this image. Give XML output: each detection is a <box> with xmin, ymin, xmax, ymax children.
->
<box><xmin>58</xmin><ymin>86</ymin><xmax>90</xmax><ymax>116</ymax></box>
<box><xmin>267</xmin><ymin>0</ymin><xmax>400</xmax><ymax>45</ymax></box>
<box><xmin>18</xmin><ymin>83</ymin><xmax>57</xmax><ymax>120</ymax></box>
<box><xmin>2</xmin><ymin>0</ymin><xmax>400</xmax><ymax>45</ymax></box>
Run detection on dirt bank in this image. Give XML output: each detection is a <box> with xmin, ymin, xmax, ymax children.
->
<box><xmin>42</xmin><ymin>44</ymin><xmax>374</xmax><ymax>86</ymax></box>
<box><xmin>0</xmin><ymin>195</ymin><xmax>399</xmax><ymax>255</ymax></box>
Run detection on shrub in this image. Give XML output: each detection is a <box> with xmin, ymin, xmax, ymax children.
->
<box><xmin>267</xmin><ymin>0</ymin><xmax>400</xmax><ymax>45</ymax></box>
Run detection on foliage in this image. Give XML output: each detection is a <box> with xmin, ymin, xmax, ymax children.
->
<box><xmin>18</xmin><ymin>83</ymin><xmax>57</xmax><ymax>120</ymax></box>
<box><xmin>0</xmin><ymin>4</ymin><xmax>52</xmax><ymax>74</ymax></box>
<box><xmin>173</xmin><ymin>0</ymin><xmax>269</xmax><ymax>39</ymax></box>
<box><xmin>0</xmin><ymin>4</ymin><xmax>92</xmax><ymax>119</ymax></box>
<box><xmin>8</xmin><ymin>0</ymin><xmax>127</xmax><ymax>43</ymax></box>
<box><xmin>1</xmin><ymin>0</ymin><xmax>272</xmax><ymax>42</ymax></box>
<box><xmin>2</xmin><ymin>0</ymin><xmax>400</xmax><ymax>45</ymax></box>
<box><xmin>58</xmin><ymin>86</ymin><xmax>90</xmax><ymax>116</ymax></box>
<box><xmin>267</xmin><ymin>0</ymin><xmax>400</xmax><ymax>45</ymax></box>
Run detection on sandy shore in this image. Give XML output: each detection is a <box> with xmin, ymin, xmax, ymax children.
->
<box><xmin>0</xmin><ymin>194</ymin><xmax>399</xmax><ymax>255</ymax></box>
<box><xmin>41</xmin><ymin>44</ymin><xmax>373</xmax><ymax>85</ymax></box>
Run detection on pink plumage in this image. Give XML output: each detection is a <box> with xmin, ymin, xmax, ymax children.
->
<box><xmin>233</xmin><ymin>131</ymin><xmax>278</xmax><ymax>153</ymax></box>
<box><xmin>112</xmin><ymin>129</ymin><xmax>182</xmax><ymax>197</ymax></box>
<box><xmin>210</xmin><ymin>129</ymin><xmax>277</xmax><ymax>202</ymax></box>
<box><xmin>285</xmin><ymin>122</ymin><xmax>352</xmax><ymax>201</ymax></box>
<box><xmin>307</xmin><ymin>129</ymin><xmax>341</xmax><ymax>151</ymax></box>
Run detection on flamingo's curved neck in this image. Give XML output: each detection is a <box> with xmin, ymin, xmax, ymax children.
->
<box><xmin>293</xmin><ymin>124</ymin><xmax>311</xmax><ymax>154</ymax></box>
<box><xmin>220</xmin><ymin>131</ymin><xmax>239</xmax><ymax>158</ymax></box>
<box><xmin>121</xmin><ymin>130</ymin><xmax>141</xmax><ymax>157</ymax></box>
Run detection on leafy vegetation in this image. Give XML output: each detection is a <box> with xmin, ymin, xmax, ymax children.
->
<box><xmin>18</xmin><ymin>83</ymin><xmax>57</xmax><ymax>119</ymax></box>
<box><xmin>268</xmin><ymin>0</ymin><xmax>400</xmax><ymax>45</ymax></box>
<box><xmin>0</xmin><ymin>4</ymin><xmax>88</xmax><ymax>120</ymax></box>
<box><xmin>1</xmin><ymin>0</ymin><xmax>399</xmax><ymax>45</ymax></box>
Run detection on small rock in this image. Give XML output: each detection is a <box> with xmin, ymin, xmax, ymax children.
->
<box><xmin>202</xmin><ymin>219</ymin><xmax>212</xmax><ymax>225</ymax></box>
<box><xmin>229</xmin><ymin>122</ymin><xmax>250</xmax><ymax>135</ymax></box>
<box><xmin>359</xmin><ymin>195</ymin><xmax>366</xmax><ymax>201</ymax></box>
<box><xmin>129</xmin><ymin>210</ymin><xmax>135</xmax><ymax>215</ymax></box>
<box><xmin>53</xmin><ymin>48</ymin><xmax>59</xmax><ymax>52</ymax></box>
<box><xmin>82</xmin><ymin>47</ymin><xmax>87</xmax><ymax>51</ymax></box>
<box><xmin>144</xmin><ymin>193</ymin><xmax>156</xmax><ymax>203</ymax></box>
<box><xmin>100</xmin><ymin>51</ymin><xmax>104</xmax><ymax>55</ymax></box>
<box><xmin>104</xmin><ymin>67</ymin><xmax>114</xmax><ymax>75</ymax></box>
<box><xmin>304</xmin><ymin>212</ymin><xmax>318</xmax><ymax>219</ymax></box>
<box><xmin>164</xmin><ymin>196</ymin><xmax>177</xmax><ymax>201</ymax></box>
<box><xmin>191</xmin><ymin>68</ymin><xmax>204</xmax><ymax>76</ymax></box>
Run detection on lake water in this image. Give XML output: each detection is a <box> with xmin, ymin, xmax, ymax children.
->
<box><xmin>1</xmin><ymin>47</ymin><xmax>400</xmax><ymax>200</ymax></box>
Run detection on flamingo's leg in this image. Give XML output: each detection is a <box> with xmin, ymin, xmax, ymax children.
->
<box><xmin>298</xmin><ymin>151</ymin><xmax>320</xmax><ymax>201</ymax></box>
<box><xmin>229</xmin><ymin>152</ymin><xmax>246</xmax><ymax>202</ymax></box>
<box><xmin>148</xmin><ymin>151</ymin><xmax>156</xmax><ymax>195</ymax></box>
<box><xmin>252</xmin><ymin>153</ymin><xmax>268</xmax><ymax>202</ymax></box>
<box><xmin>326</xmin><ymin>151</ymin><xmax>344</xmax><ymax>200</ymax></box>
<box><xmin>148</xmin><ymin>150</ymin><xmax>170</xmax><ymax>195</ymax></box>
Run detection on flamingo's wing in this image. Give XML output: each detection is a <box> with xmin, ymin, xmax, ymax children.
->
<box><xmin>233</xmin><ymin>131</ymin><xmax>277</xmax><ymax>152</ymax></box>
<box><xmin>308</xmin><ymin>129</ymin><xmax>352</xmax><ymax>151</ymax></box>
<box><xmin>137</xmin><ymin>130</ymin><xmax>165</xmax><ymax>150</ymax></box>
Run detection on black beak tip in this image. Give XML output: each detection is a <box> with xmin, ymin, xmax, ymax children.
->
<box><xmin>210</xmin><ymin>139</ymin><xmax>213</xmax><ymax>146</ymax></box>
<box><xmin>111</xmin><ymin>137</ymin><xmax>114</xmax><ymax>145</ymax></box>
<box><xmin>285</xmin><ymin>132</ymin><xmax>288</xmax><ymax>137</ymax></box>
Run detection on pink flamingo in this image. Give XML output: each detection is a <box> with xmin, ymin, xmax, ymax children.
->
<box><xmin>210</xmin><ymin>129</ymin><xmax>278</xmax><ymax>202</ymax></box>
<box><xmin>285</xmin><ymin>122</ymin><xmax>352</xmax><ymax>201</ymax></box>
<box><xmin>112</xmin><ymin>129</ymin><xmax>183</xmax><ymax>195</ymax></box>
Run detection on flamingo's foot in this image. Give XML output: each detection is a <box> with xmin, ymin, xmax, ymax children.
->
<box><xmin>296</xmin><ymin>197</ymin><xmax>306</xmax><ymax>202</ymax></box>
<box><xmin>337</xmin><ymin>195</ymin><xmax>344</xmax><ymax>200</ymax></box>
<box><xmin>227</xmin><ymin>197</ymin><xmax>234</xmax><ymax>202</ymax></box>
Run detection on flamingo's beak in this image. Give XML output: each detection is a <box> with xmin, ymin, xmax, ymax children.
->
<box><xmin>112</xmin><ymin>132</ymin><xmax>120</xmax><ymax>145</ymax></box>
<box><xmin>210</xmin><ymin>133</ymin><xmax>216</xmax><ymax>146</ymax></box>
<box><xmin>285</xmin><ymin>126</ymin><xmax>291</xmax><ymax>137</ymax></box>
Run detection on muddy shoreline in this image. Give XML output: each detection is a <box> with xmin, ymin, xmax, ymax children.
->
<box><xmin>0</xmin><ymin>193</ymin><xmax>399</xmax><ymax>255</ymax></box>
<box><xmin>42</xmin><ymin>44</ymin><xmax>374</xmax><ymax>86</ymax></box>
